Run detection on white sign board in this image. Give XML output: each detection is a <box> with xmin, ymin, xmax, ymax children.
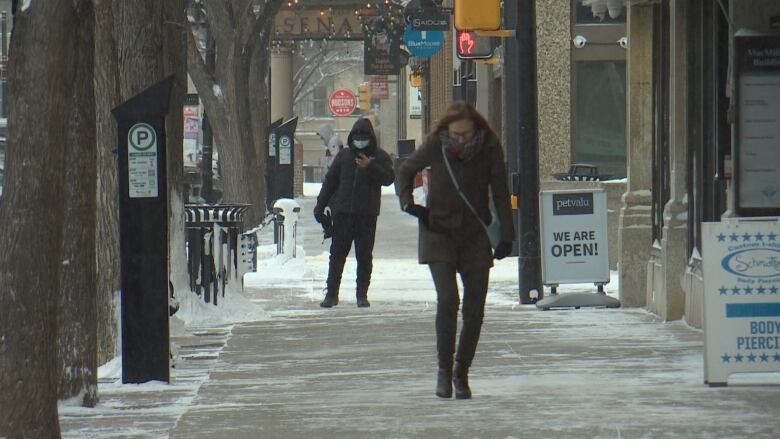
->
<box><xmin>127</xmin><ymin>123</ymin><xmax>159</xmax><ymax>198</ymax></box>
<box><xmin>278</xmin><ymin>134</ymin><xmax>292</xmax><ymax>165</ymax></box>
<box><xmin>540</xmin><ymin>189</ymin><xmax>609</xmax><ymax>285</ymax></box>
<box><xmin>702</xmin><ymin>219</ymin><xmax>780</xmax><ymax>385</ymax></box>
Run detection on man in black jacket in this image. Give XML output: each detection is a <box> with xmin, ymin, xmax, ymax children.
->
<box><xmin>313</xmin><ymin>118</ymin><xmax>395</xmax><ymax>308</ymax></box>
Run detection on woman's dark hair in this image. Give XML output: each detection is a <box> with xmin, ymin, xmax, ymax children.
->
<box><xmin>431</xmin><ymin>100</ymin><xmax>496</xmax><ymax>139</ymax></box>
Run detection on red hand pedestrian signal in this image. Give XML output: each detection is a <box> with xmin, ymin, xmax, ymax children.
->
<box><xmin>455</xmin><ymin>31</ymin><xmax>494</xmax><ymax>60</ymax></box>
<box><xmin>459</xmin><ymin>31</ymin><xmax>476</xmax><ymax>56</ymax></box>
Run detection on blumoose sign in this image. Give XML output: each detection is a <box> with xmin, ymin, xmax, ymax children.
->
<box><xmin>703</xmin><ymin>218</ymin><xmax>780</xmax><ymax>386</ymax></box>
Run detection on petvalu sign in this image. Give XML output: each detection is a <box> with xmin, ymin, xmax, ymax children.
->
<box><xmin>540</xmin><ymin>189</ymin><xmax>609</xmax><ymax>285</ymax></box>
<box><xmin>703</xmin><ymin>219</ymin><xmax>780</xmax><ymax>386</ymax></box>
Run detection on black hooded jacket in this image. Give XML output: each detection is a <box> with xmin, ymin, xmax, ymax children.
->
<box><xmin>315</xmin><ymin>118</ymin><xmax>395</xmax><ymax>216</ymax></box>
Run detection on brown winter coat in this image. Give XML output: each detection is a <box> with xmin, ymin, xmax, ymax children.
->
<box><xmin>397</xmin><ymin>130</ymin><xmax>514</xmax><ymax>272</ymax></box>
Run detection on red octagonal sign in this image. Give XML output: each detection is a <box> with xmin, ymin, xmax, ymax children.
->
<box><xmin>328</xmin><ymin>89</ymin><xmax>357</xmax><ymax>117</ymax></box>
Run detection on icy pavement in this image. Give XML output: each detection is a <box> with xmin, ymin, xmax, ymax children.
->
<box><xmin>61</xmin><ymin>193</ymin><xmax>780</xmax><ymax>438</ymax></box>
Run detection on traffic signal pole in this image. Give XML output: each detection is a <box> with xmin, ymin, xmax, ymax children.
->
<box><xmin>506</xmin><ymin>0</ymin><xmax>542</xmax><ymax>304</ymax></box>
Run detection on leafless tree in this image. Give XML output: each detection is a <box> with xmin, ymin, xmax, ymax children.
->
<box><xmin>187</xmin><ymin>0</ymin><xmax>284</xmax><ymax>226</ymax></box>
<box><xmin>0</xmin><ymin>0</ymin><xmax>93</xmax><ymax>435</ymax></box>
<box><xmin>292</xmin><ymin>41</ymin><xmax>362</xmax><ymax>106</ymax></box>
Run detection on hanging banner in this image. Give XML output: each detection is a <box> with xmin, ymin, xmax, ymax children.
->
<box><xmin>703</xmin><ymin>219</ymin><xmax>780</xmax><ymax>386</ymax></box>
<box><xmin>364</xmin><ymin>18</ymin><xmax>403</xmax><ymax>75</ymax></box>
<box><xmin>183</xmin><ymin>105</ymin><xmax>199</xmax><ymax>168</ymax></box>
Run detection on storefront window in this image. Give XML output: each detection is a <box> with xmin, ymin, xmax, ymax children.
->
<box><xmin>574</xmin><ymin>0</ymin><xmax>627</xmax><ymax>25</ymax></box>
<box><xmin>573</xmin><ymin>61</ymin><xmax>627</xmax><ymax>178</ymax></box>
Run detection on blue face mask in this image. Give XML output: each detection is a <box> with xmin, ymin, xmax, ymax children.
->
<box><xmin>353</xmin><ymin>139</ymin><xmax>370</xmax><ymax>149</ymax></box>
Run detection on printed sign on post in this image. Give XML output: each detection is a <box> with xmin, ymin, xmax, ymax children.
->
<box><xmin>278</xmin><ymin>134</ymin><xmax>292</xmax><ymax>165</ymax></box>
<box><xmin>702</xmin><ymin>219</ymin><xmax>780</xmax><ymax>386</ymax></box>
<box><xmin>127</xmin><ymin>123</ymin><xmax>159</xmax><ymax>198</ymax></box>
<box><xmin>540</xmin><ymin>189</ymin><xmax>609</xmax><ymax>285</ymax></box>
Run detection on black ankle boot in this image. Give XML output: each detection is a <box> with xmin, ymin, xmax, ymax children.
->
<box><xmin>320</xmin><ymin>292</ymin><xmax>339</xmax><ymax>308</ymax></box>
<box><xmin>453</xmin><ymin>362</ymin><xmax>471</xmax><ymax>399</ymax></box>
<box><xmin>435</xmin><ymin>368</ymin><xmax>453</xmax><ymax>399</ymax></box>
<box><xmin>356</xmin><ymin>296</ymin><xmax>370</xmax><ymax>308</ymax></box>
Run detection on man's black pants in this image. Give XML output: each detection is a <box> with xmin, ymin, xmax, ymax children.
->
<box><xmin>326</xmin><ymin>213</ymin><xmax>378</xmax><ymax>296</ymax></box>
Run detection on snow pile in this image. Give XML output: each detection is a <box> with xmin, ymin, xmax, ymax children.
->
<box><xmin>173</xmin><ymin>279</ymin><xmax>268</xmax><ymax>327</ymax></box>
<box><xmin>244</xmin><ymin>243</ymin><xmax>313</xmax><ymax>286</ymax></box>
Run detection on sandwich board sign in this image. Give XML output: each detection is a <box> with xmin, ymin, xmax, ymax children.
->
<box><xmin>540</xmin><ymin>189</ymin><xmax>609</xmax><ymax>286</ymax></box>
<box><xmin>537</xmin><ymin>189</ymin><xmax>616</xmax><ymax>310</ymax></box>
<box><xmin>702</xmin><ymin>218</ymin><xmax>780</xmax><ymax>386</ymax></box>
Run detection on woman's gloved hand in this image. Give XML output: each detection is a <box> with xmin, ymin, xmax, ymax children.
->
<box><xmin>403</xmin><ymin>203</ymin><xmax>429</xmax><ymax>227</ymax></box>
<box><xmin>493</xmin><ymin>241</ymin><xmax>513</xmax><ymax>260</ymax></box>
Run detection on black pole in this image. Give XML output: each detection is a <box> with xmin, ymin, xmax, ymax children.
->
<box><xmin>1</xmin><ymin>12</ymin><xmax>7</xmax><ymax>118</ymax></box>
<box><xmin>511</xmin><ymin>0</ymin><xmax>542</xmax><ymax>304</ymax></box>
<box><xmin>201</xmin><ymin>29</ymin><xmax>215</xmax><ymax>203</ymax></box>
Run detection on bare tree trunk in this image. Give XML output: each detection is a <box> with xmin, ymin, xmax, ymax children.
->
<box><xmin>0</xmin><ymin>1</ymin><xmax>82</xmax><ymax>436</ymax></box>
<box><xmin>187</xmin><ymin>0</ymin><xmax>283</xmax><ymax>227</ymax></box>
<box><xmin>58</xmin><ymin>0</ymin><xmax>98</xmax><ymax>407</ymax></box>
<box><xmin>94</xmin><ymin>0</ymin><xmax>122</xmax><ymax>367</ymax></box>
<box><xmin>163</xmin><ymin>0</ymin><xmax>189</xmax><ymax>306</ymax></box>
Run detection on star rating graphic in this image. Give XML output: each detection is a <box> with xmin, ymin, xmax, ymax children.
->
<box><xmin>754</xmin><ymin>232</ymin><xmax>765</xmax><ymax>241</ymax></box>
<box><xmin>722</xmin><ymin>352</ymin><xmax>780</xmax><ymax>363</ymax></box>
<box><xmin>768</xmin><ymin>232</ymin><xmax>778</xmax><ymax>241</ymax></box>
<box><xmin>720</xmin><ymin>285</ymin><xmax>780</xmax><ymax>296</ymax></box>
<box><xmin>717</xmin><ymin>233</ymin><xmax>726</xmax><ymax>242</ymax></box>
<box><xmin>729</xmin><ymin>233</ymin><xmax>739</xmax><ymax>242</ymax></box>
<box><xmin>742</xmin><ymin>233</ymin><xmax>752</xmax><ymax>241</ymax></box>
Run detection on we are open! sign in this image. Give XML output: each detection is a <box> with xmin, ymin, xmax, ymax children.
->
<box><xmin>328</xmin><ymin>89</ymin><xmax>357</xmax><ymax>117</ymax></box>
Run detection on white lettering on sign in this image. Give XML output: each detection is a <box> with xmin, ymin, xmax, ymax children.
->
<box><xmin>127</xmin><ymin>123</ymin><xmax>158</xmax><ymax>198</ymax></box>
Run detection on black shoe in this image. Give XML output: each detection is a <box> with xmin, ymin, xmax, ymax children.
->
<box><xmin>356</xmin><ymin>296</ymin><xmax>370</xmax><ymax>308</ymax></box>
<box><xmin>453</xmin><ymin>362</ymin><xmax>471</xmax><ymax>399</ymax></box>
<box><xmin>320</xmin><ymin>294</ymin><xmax>339</xmax><ymax>308</ymax></box>
<box><xmin>435</xmin><ymin>368</ymin><xmax>453</xmax><ymax>399</ymax></box>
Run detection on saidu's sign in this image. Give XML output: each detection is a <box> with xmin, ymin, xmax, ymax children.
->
<box><xmin>540</xmin><ymin>189</ymin><xmax>609</xmax><ymax>285</ymax></box>
<box><xmin>702</xmin><ymin>219</ymin><xmax>780</xmax><ymax>385</ymax></box>
<box><xmin>735</xmin><ymin>31</ymin><xmax>780</xmax><ymax>216</ymax></box>
<box><xmin>127</xmin><ymin>123</ymin><xmax>159</xmax><ymax>198</ymax></box>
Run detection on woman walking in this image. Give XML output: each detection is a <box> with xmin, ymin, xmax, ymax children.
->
<box><xmin>396</xmin><ymin>101</ymin><xmax>514</xmax><ymax>399</ymax></box>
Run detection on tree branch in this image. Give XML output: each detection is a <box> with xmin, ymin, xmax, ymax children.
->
<box><xmin>186</xmin><ymin>23</ymin><xmax>222</xmax><ymax>120</ymax></box>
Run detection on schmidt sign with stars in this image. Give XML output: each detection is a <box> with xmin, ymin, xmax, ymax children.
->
<box><xmin>702</xmin><ymin>219</ymin><xmax>780</xmax><ymax>386</ymax></box>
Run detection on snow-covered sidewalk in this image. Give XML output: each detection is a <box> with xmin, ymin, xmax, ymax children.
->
<box><xmin>60</xmin><ymin>192</ymin><xmax>780</xmax><ymax>438</ymax></box>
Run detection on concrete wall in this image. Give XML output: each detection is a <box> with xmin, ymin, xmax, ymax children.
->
<box><xmin>537</xmin><ymin>0</ymin><xmax>572</xmax><ymax>182</ymax></box>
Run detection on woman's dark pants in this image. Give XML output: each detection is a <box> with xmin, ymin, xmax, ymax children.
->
<box><xmin>428</xmin><ymin>262</ymin><xmax>490</xmax><ymax>369</ymax></box>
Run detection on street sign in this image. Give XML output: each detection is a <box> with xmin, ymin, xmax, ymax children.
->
<box><xmin>328</xmin><ymin>89</ymin><xmax>357</xmax><ymax>116</ymax></box>
<box><xmin>703</xmin><ymin>219</ymin><xmax>780</xmax><ymax>386</ymax></box>
<box><xmin>403</xmin><ymin>25</ymin><xmax>445</xmax><ymax>58</ymax></box>
<box><xmin>539</xmin><ymin>189</ymin><xmax>609</xmax><ymax>285</ymax></box>
<box><xmin>127</xmin><ymin>123</ymin><xmax>159</xmax><ymax>198</ymax></box>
